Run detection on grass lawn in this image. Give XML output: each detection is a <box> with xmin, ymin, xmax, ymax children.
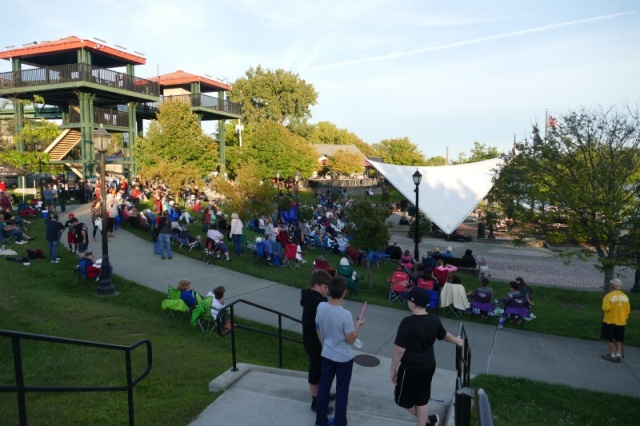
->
<box><xmin>2</xmin><ymin>191</ymin><xmax>639</xmax><ymax>425</ymax></box>
<box><xmin>0</xmin><ymin>207</ymin><xmax>307</xmax><ymax>425</ymax></box>
<box><xmin>470</xmin><ymin>375</ymin><xmax>640</xmax><ymax>425</ymax></box>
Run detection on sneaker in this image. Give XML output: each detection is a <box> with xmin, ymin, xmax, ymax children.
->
<box><xmin>15</xmin><ymin>240</ymin><xmax>28</xmax><ymax>245</ymax></box>
<box><xmin>310</xmin><ymin>404</ymin><xmax>334</xmax><ymax>414</ymax></box>
<box><xmin>602</xmin><ymin>353</ymin><xmax>618</xmax><ymax>363</ymax></box>
<box><xmin>616</xmin><ymin>355</ymin><xmax>622</xmax><ymax>363</ymax></box>
<box><xmin>168</xmin><ymin>256</ymin><xmax>173</xmax><ymax>259</ymax></box>
<box><xmin>314</xmin><ymin>418</ymin><xmax>335</xmax><ymax>426</ymax></box>
<box><xmin>427</xmin><ymin>414</ymin><xmax>439</xmax><ymax>425</ymax></box>
<box><xmin>161</xmin><ymin>256</ymin><xmax>165</xmax><ymax>260</ymax></box>
<box><xmin>51</xmin><ymin>260</ymin><xmax>60</xmax><ymax>264</ymax></box>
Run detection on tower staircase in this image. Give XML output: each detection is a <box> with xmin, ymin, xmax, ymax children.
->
<box><xmin>44</xmin><ymin>128</ymin><xmax>84</xmax><ymax>178</ymax></box>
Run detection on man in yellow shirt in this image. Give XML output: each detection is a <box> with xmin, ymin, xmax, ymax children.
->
<box><xmin>601</xmin><ymin>279</ymin><xmax>631</xmax><ymax>362</ymax></box>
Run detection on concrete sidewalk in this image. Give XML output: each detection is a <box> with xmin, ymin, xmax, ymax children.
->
<box><xmin>65</xmin><ymin>203</ymin><xmax>640</xmax><ymax>426</ymax></box>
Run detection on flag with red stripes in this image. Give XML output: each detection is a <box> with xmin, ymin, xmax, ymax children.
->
<box><xmin>547</xmin><ymin>115</ymin><xmax>559</xmax><ymax>128</ymax></box>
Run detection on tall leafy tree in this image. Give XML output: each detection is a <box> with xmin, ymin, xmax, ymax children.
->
<box><xmin>309</xmin><ymin>121</ymin><xmax>376</xmax><ymax>157</ymax></box>
<box><xmin>134</xmin><ymin>100</ymin><xmax>217</xmax><ymax>194</ymax></box>
<box><xmin>424</xmin><ymin>156</ymin><xmax>447</xmax><ymax>166</ymax></box>
<box><xmin>454</xmin><ymin>142</ymin><xmax>501</xmax><ymax>164</ymax></box>
<box><xmin>230</xmin><ymin>65</ymin><xmax>318</xmax><ymax>130</ymax></box>
<box><xmin>344</xmin><ymin>198</ymin><xmax>392</xmax><ymax>288</ymax></box>
<box><xmin>372</xmin><ymin>137</ymin><xmax>427</xmax><ymax>166</ymax></box>
<box><xmin>325</xmin><ymin>149</ymin><xmax>364</xmax><ymax>176</ymax></box>
<box><xmin>215</xmin><ymin>162</ymin><xmax>277</xmax><ymax>221</ymax></box>
<box><xmin>494</xmin><ymin>105</ymin><xmax>640</xmax><ymax>293</ymax></box>
<box><xmin>230</xmin><ymin>120</ymin><xmax>317</xmax><ymax>180</ymax></box>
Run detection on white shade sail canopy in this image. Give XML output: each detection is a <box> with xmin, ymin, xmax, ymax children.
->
<box><xmin>368</xmin><ymin>158</ymin><xmax>503</xmax><ymax>235</ymax></box>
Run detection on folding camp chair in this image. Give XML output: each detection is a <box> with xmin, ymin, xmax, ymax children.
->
<box><xmin>283</xmin><ymin>243</ymin><xmax>299</xmax><ymax>269</ymax></box>
<box><xmin>253</xmin><ymin>240</ymin><xmax>270</xmax><ymax>266</ymax></box>
<box><xmin>503</xmin><ymin>297</ymin><xmax>530</xmax><ymax>326</ymax></box>
<box><xmin>191</xmin><ymin>296</ymin><xmax>218</xmax><ymax>334</ymax></box>
<box><xmin>469</xmin><ymin>290</ymin><xmax>496</xmax><ymax>321</ymax></box>
<box><xmin>337</xmin><ymin>263</ymin><xmax>358</xmax><ymax>296</ymax></box>
<box><xmin>161</xmin><ymin>285</ymin><xmax>190</xmax><ymax>322</ymax></box>
<box><xmin>178</xmin><ymin>233</ymin><xmax>200</xmax><ymax>251</ymax></box>
<box><xmin>388</xmin><ymin>271</ymin><xmax>410</xmax><ymax>304</ymax></box>
<box><xmin>74</xmin><ymin>258</ymin><xmax>100</xmax><ymax>286</ymax></box>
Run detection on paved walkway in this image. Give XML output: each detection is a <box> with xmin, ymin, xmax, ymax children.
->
<box><xmin>65</xmin><ymin>204</ymin><xmax>640</xmax><ymax>426</ymax></box>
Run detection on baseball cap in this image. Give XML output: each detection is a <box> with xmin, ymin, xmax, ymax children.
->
<box><xmin>68</xmin><ymin>213</ymin><xmax>75</xmax><ymax>218</ymax></box>
<box><xmin>401</xmin><ymin>287</ymin><xmax>429</xmax><ymax>308</ymax></box>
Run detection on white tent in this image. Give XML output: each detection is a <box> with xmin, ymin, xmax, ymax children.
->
<box><xmin>368</xmin><ymin>158</ymin><xmax>503</xmax><ymax>235</ymax></box>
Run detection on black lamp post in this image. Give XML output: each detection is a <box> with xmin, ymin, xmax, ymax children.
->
<box><xmin>94</xmin><ymin>125</ymin><xmax>115</xmax><ymax>296</ymax></box>
<box><xmin>412</xmin><ymin>169</ymin><xmax>422</xmax><ymax>262</ymax></box>
<box><xmin>294</xmin><ymin>171</ymin><xmax>300</xmax><ymax>207</ymax></box>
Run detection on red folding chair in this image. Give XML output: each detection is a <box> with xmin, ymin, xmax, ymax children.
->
<box><xmin>388</xmin><ymin>271</ymin><xmax>410</xmax><ymax>304</ymax></box>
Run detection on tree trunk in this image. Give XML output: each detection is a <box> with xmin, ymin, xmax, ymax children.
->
<box><xmin>602</xmin><ymin>265</ymin><xmax>615</xmax><ymax>294</ymax></box>
<box><xmin>367</xmin><ymin>261</ymin><xmax>373</xmax><ymax>289</ymax></box>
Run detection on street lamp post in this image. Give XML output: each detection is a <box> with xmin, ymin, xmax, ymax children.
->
<box><xmin>93</xmin><ymin>124</ymin><xmax>115</xmax><ymax>296</ymax></box>
<box><xmin>276</xmin><ymin>170</ymin><xmax>280</xmax><ymax>188</ymax></box>
<box><xmin>412</xmin><ymin>169</ymin><xmax>422</xmax><ymax>262</ymax></box>
<box><xmin>235</xmin><ymin>122</ymin><xmax>244</xmax><ymax>147</ymax></box>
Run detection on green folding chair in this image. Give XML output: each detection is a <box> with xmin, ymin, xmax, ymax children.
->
<box><xmin>161</xmin><ymin>285</ymin><xmax>189</xmax><ymax>322</ymax></box>
<box><xmin>191</xmin><ymin>296</ymin><xmax>217</xmax><ymax>334</ymax></box>
<box><xmin>337</xmin><ymin>264</ymin><xmax>359</xmax><ymax>296</ymax></box>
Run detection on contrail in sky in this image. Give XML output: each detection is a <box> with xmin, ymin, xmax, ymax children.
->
<box><xmin>306</xmin><ymin>11</ymin><xmax>636</xmax><ymax>71</ymax></box>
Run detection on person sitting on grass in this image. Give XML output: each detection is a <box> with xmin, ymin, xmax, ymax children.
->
<box><xmin>78</xmin><ymin>251</ymin><xmax>112</xmax><ymax>280</ymax></box>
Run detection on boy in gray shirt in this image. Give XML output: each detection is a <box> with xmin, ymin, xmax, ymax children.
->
<box><xmin>315</xmin><ymin>276</ymin><xmax>365</xmax><ymax>426</ymax></box>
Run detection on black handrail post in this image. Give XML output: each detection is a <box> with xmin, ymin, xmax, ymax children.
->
<box><xmin>230</xmin><ymin>305</ymin><xmax>238</xmax><ymax>371</ymax></box>
<box><xmin>125</xmin><ymin>348</ymin><xmax>135</xmax><ymax>426</ymax></box>
<box><xmin>12</xmin><ymin>336</ymin><xmax>27</xmax><ymax>426</ymax></box>
<box><xmin>278</xmin><ymin>315</ymin><xmax>283</xmax><ymax>368</ymax></box>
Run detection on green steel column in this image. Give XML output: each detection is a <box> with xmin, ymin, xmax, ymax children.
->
<box><xmin>218</xmin><ymin>120</ymin><xmax>226</xmax><ymax>180</ymax></box>
<box><xmin>11</xmin><ymin>58</ymin><xmax>24</xmax><ymax>153</ymax></box>
<box><xmin>127</xmin><ymin>101</ymin><xmax>138</xmax><ymax>180</ymax></box>
<box><xmin>78</xmin><ymin>92</ymin><xmax>95</xmax><ymax>179</ymax></box>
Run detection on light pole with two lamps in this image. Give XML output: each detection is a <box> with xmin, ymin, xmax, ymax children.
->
<box><xmin>294</xmin><ymin>171</ymin><xmax>300</xmax><ymax>208</ymax></box>
<box><xmin>413</xmin><ymin>169</ymin><xmax>422</xmax><ymax>262</ymax></box>
<box><xmin>94</xmin><ymin>124</ymin><xmax>115</xmax><ymax>296</ymax></box>
<box><xmin>235</xmin><ymin>121</ymin><xmax>244</xmax><ymax>147</ymax></box>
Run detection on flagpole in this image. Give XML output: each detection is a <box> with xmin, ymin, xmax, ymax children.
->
<box><xmin>544</xmin><ymin>109</ymin><xmax>548</xmax><ymax>142</ymax></box>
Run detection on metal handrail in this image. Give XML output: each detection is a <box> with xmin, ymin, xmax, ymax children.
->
<box><xmin>216</xmin><ymin>299</ymin><xmax>303</xmax><ymax>371</ymax></box>
<box><xmin>0</xmin><ymin>329</ymin><xmax>153</xmax><ymax>426</ymax></box>
<box><xmin>162</xmin><ymin>93</ymin><xmax>242</xmax><ymax>115</ymax></box>
<box><xmin>0</xmin><ymin>63</ymin><xmax>160</xmax><ymax>97</ymax></box>
<box><xmin>454</xmin><ymin>323</ymin><xmax>493</xmax><ymax>426</ymax></box>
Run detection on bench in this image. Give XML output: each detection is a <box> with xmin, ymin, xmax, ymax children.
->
<box><xmin>442</xmin><ymin>257</ymin><xmax>480</xmax><ymax>278</ymax></box>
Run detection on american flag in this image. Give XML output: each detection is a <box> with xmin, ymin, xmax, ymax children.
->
<box><xmin>547</xmin><ymin>115</ymin><xmax>559</xmax><ymax>128</ymax></box>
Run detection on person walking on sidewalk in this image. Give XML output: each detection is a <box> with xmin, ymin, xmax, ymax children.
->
<box><xmin>390</xmin><ymin>287</ymin><xmax>464</xmax><ymax>426</ymax></box>
<box><xmin>314</xmin><ymin>275</ymin><xmax>365</xmax><ymax>426</ymax></box>
<box><xmin>300</xmin><ymin>270</ymin><xmax>334</xmax><ymax>414</ymax></box>
<box><xmin>601</xmin><ymin>279</ymin><xmax>631</xmax><ymax>363</ymax></box>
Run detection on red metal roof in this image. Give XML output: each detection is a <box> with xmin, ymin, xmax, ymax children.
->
<box><xmin>149</xmin><ymin>70</ymin><xmax>232</xmax><ymax>92</ymax></box>
<box><xmin>0</xmin><ymin>36</ymin><xmax>146</xmax><ymax>65</ymax></box>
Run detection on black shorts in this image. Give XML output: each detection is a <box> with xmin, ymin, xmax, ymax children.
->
<box><xmin>394</xmin><ymin>364</ymin><xmax>436</xmax><ymax>408</ymax></box>
<box><xmin>304</xmin><ymin>341</ymin><xmax>322</xmax><ymax>385</ymax></box>
<box><xmin>601</xmin><ymin>322</ymin><xmax>625</xmax><ymax>342</ymax></box>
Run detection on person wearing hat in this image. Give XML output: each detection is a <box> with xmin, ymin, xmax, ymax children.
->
<box><xmin>390</xmin><ymin>287</ymin><xmax>463</xmax><ymax>426</ymax></box>
<box><xmin>601</xmin><ymin>279</ymin><xmax>631</xmax><ymax>362</ymax></box>
<box><xmin>442</xmin><ymin>247</ymin><xmax>453</xmax><ymax>258</ymax></box>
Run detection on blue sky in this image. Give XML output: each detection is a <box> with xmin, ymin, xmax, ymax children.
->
<box><xmin>3</xmin><ymin>0</ymin><xmax>639</xmax><ymax>160</ymax></box>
